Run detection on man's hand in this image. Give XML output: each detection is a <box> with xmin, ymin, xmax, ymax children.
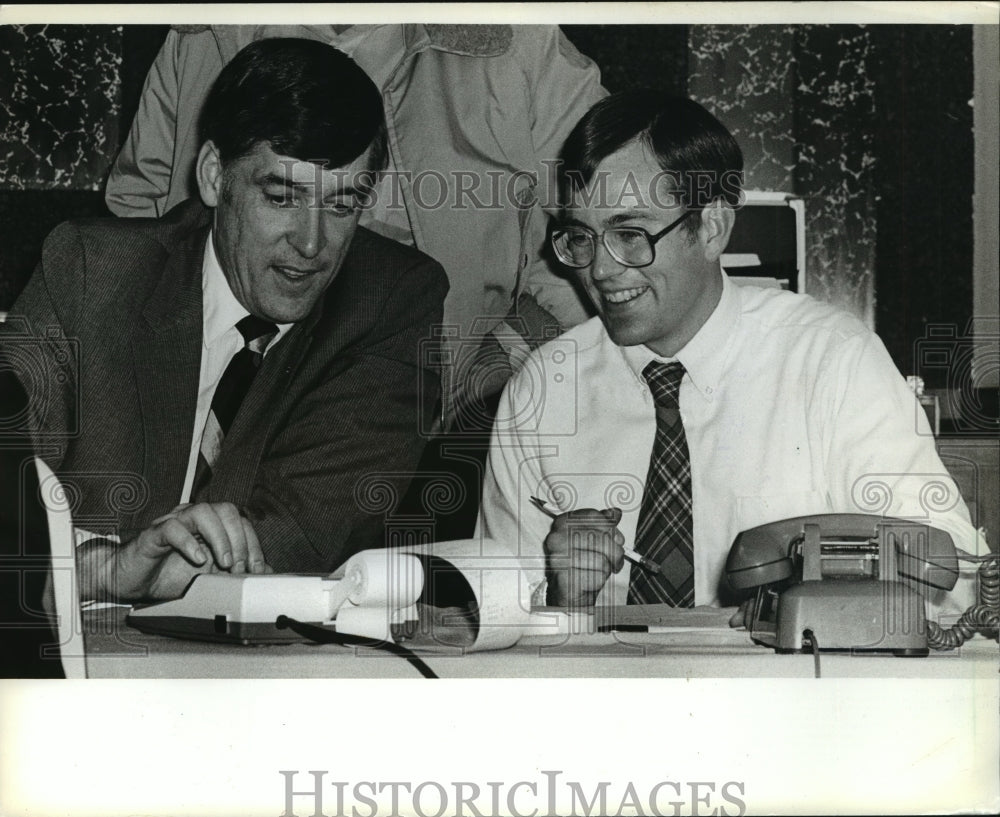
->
<box><xmin>80</xmin><ymin>502</ymin><xmax>269</xmax><ymax>603</ymax></box>
<box><xmin>543</xmin><ymin>507</ymin><xmax>625</xmax><ymax>607</ymax></box>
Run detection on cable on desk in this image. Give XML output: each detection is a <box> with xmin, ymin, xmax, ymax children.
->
<box><xmin>802</xmin><ymin>628</ymin><xmax>821</xmax><ymax>678</ymax></box>
<box><xmin>275</xmin><ymin>615</ymin><xmax>439</xmax><ymax>679</ymax></box>
<box><xmin>927</xmin><ymin>552</ymin><xmax>999</xmax><ymax>651</ymax></box>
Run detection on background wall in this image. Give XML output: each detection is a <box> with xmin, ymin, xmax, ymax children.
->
<box><xmin>0</xmin><ymin>23</ymin><xmax>990</xmax><ymax>407</ymax></box>
<box><xmin>0</xmin><ymin>24</ymin><xmax>168</xmax><ymax>307</ymax></box>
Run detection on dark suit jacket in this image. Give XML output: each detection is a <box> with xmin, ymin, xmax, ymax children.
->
<box><xmin>0</xmin><ymin>200</ymin><xmax>448</xmax><ymax>572</ymax></box>
<box><xmin>0</xmin><ymin>370</ymin><xmax>63</xmax><ymax>677</ymax></box>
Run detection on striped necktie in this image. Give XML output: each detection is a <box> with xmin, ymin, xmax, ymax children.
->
<box><xmin>628</xmin><ymin>360</ymin><xmax>694</xmax><ymax>606</ymax></box>
<box><xmin>192</xmin><ymin>315</ymin><xmax>277</xmax><ymax>495</ymax></box>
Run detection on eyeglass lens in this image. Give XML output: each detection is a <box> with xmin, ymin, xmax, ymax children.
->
<box><xmin>553</xmin><ymin>228</ymin><xmax>653</xmax><ymax>268</ymax></box>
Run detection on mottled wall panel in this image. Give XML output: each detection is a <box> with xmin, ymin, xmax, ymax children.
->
<box><xmin>793</xmin><ymin>25</ymin><xmax>877</xmax><ymax>325</ymax></box>
<box><xmin>689</xmin><ymin>25</ymin><xmax>877</xmax><ymax>324</ymax></box>
<box><xmin>0</xmin><ymin>25</ymin><xmax>121</xmax><ymax>190</ymax></box>
<box><xmin>688</xmin><ymin>26</ymin><xmax>797</xmax><ymax>193</ymax></box>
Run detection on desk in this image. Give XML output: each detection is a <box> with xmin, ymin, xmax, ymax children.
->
<box><xmin>83</xmin><ymin>607</ymin><xmax>998</xmax><ymax>679</ymax></box>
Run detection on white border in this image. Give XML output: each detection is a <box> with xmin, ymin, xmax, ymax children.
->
<box><xmin>0</xmin><ymin>2</ymin><xmax>998</xmax><ymax>25</ymax></box>
<box><xmin>1</xmin><ymin>5</ymin><xmax>998</xmax><ymax>816</ymax></box>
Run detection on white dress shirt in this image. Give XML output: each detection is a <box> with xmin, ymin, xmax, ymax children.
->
<box><xmin>179</xmin><ymin>231</ymin><xmax>292</xmax><ymax>503</ymax></box>
<box><xmin>477</xmin><ymin>271</ymin><xmax>985</xmax><ymax>613</ymax></box>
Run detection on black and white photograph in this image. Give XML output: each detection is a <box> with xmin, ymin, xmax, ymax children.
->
<box><xmin>1</xmin><ymin>3</ymin><xmax>997</xmax><ymax>815</ymax></box>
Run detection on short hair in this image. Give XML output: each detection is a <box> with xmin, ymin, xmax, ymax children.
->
<box><xmin>200</xmin><ymin>37</ymin><xmax>388</xmax><ymax>171</ymax></box>
<box><xmin>559</xmin><ymin>91</ymin><xmax>744</xmax><ymax>216</ymax></box>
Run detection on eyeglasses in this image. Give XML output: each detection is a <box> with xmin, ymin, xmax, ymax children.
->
<box><xmin>551</xmin><ymin>210</ymin><xmax>698</xmax><ymax>269</ymax></box>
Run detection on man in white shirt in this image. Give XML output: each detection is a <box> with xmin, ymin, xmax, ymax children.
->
<box><xmin>1</xmin><ymin>39</ymin><xmax>447</xmax><ymax>603</ymax></box>
<box><xmin>477</xmin><ymin>91</ymin><xmax>985</xmax><ymax>617</ymax></box>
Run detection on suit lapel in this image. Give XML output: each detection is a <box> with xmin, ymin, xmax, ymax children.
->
<box><xmin>201</xmin><ymin>230</ymin><xmax>378</xmax><ymax>506</ymax></box>
<box><xmin>132</xmin><ymin>227</ymin><xmax>207</xmax><ymax>516</ymax></box>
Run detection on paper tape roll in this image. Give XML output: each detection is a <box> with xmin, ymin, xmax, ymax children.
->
<box><xmin>342</xmin><ymin>549</ymin><xmax>424</xmax><ymax>608</ymax></box>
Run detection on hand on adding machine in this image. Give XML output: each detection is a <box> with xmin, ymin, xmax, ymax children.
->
<box><xmin>80</xmin><ymin>502</ymin><xmax>271</xmax><ymax>603</ymax></box>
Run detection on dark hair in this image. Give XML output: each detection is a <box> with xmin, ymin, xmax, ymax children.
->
<box><xmin>200</xmin><ymin>37</ymin><xmax>387</xmax><ymax>171</ymax></box>
<box><xmin>559</xmin><ymin>91</ymin><xmax>744</xmax><ymax>216</ymax></box>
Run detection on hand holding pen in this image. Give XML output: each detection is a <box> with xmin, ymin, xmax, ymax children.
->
<box><xmin>530</xmin><ymin>496</ymin><xmax>661</xmax><ymax>576</ymax></box>
<box><xmin>529</xmin><ymin>496</ymin><xmax>659</xmax><ymax>608</ymax></box>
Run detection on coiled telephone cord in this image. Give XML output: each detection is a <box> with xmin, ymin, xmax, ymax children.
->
<box><xmin>927</xmin><ymin>553</ymin><xmax>999</xmax><ymax>650</ymax></box>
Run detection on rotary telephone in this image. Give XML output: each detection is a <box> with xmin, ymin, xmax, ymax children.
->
<box><xmin>725</xmin><ymin>513</ymin><xmax>999</xmax><ymax>656</ymax></box>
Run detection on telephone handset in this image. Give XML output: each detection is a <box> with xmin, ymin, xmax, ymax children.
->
<box><xmin>727</xmin><ymin>513</ymin><xmax>960</xmax><ymax>591</ymax></box>
<box><xmin>724</xmin><ymin>513</ymin><xmax>987</xmax><ymax>656</ymax></box>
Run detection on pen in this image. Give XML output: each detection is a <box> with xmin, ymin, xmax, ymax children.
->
<box><xmin>528</xmin><ymin>496</ymin><xmax>661</xmax><ymax>575</ymax></box>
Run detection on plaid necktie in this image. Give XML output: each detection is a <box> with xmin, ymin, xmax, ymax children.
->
<box><xmin>628</xmin><ymin>360</ymin><xmax>694</xmax><ymax>606</ymax></box>
<box><xmin>192</xmin><ymin>315</ymin><xmax>277</xmax><ymax>494</ymax></box>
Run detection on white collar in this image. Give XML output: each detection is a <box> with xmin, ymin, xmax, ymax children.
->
<box><xmin>201</xmin><ymin>230</ymin><xmax>293</xmax><ymax>349</ymax></box>
<box><xmin>619</xmin><ymin>269</ymin><xmax>740</xmax><ymax>402</ymax></box>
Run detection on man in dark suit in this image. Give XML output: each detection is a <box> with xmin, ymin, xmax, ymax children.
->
<box><xmin>0</xmin><ymin>39</ymin><xmax>448</xmax><ymax>604</ymax></box>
